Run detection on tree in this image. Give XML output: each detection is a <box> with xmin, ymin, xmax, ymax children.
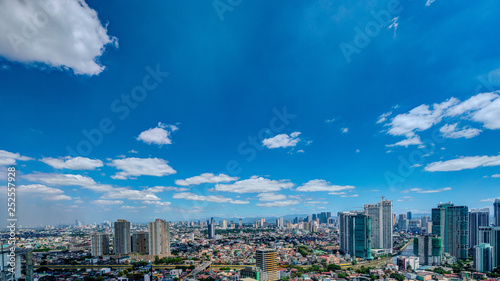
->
<box><xmin>390</xmin><ymin>273</ymin><xmax>405</xmax><ymax>281</ymax></box>
<box><xmin>327</xmin><ymin>264</ymin><xmax>341</xmax><ymax>271</ymax></box>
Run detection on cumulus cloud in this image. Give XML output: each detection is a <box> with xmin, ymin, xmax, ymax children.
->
<box><xmin>100</xmin><ymin>189</ymin><xmax>161</xmax><ymax>201</ymax></box>
<box><xmin>341</xmin><ymin>127</ymin><xmax>349</xmax><ymax>133</ymax></box>
<box><xmin>380</xmin><ymin>92</ymin><xmax>500</xmax><ymax>146</ymax></box>
<box><xmin>262</xmin><ymin>132</ymin><xmax>301</xmax><ymax>149</ymax></box>
<box><xmin>341</xmin><ymin>194</ymin><xmax>359</xmax><ymax>198</ymax></box>
<box><xmin>40</xmin><ymin>156</ymin><xmax>103</xmax><ymax>170</ymax></box>
<box><xmin>108</xmin><ymin>157</ymin><xmax>176</xmax><ymax>179</ymax></box>
<box><xmin>136</xmin><ymin>122</ymin><xmax>178</xmax><ymax>146</ymax></box>
<box><xmin>23</xmin><ymin>172</ymin><xmax>113</xmax><ymax>192</ymax></box>
<box><xmin>296</xmin><ymin>179</ymin><xmax>355</xmax><ymax>192</ymax></box>
<box><xmin>175</xmin><ymin>173</ymin><xmax>238</xmax><ymax>186</ymax></box>
<box><xmin>18</xmin><ymin>184</ymin><xmax>63</xmax><ymax>194</ymax></box>
<box><xmin>0</xmin><ymin>0</ymin><xmax>117</xmax><ymax>75</ymax></box>
<box><xmin>215</xmin><ymin>176</ymin><xmax>294</xmax><ymax>193</ymax></box>
<box><xmin>377</xmin><ymin>111</ymin><xmax>393</xmax><ymax>124</ymax></box>
<box><xmin>173</xmin><ymin>192</ymin><xmax>249</xmax><ymax>204</ymax></box>
<box><xmin>425</xmin><ymin>154</ymin><xmax>500</xmax><ymax>172</ymax></box>
<box><xmin>325</xmin><ymin>118</ymin><xmax>335</xmax><ymax>123</ymax></box>
<box><xmin>439</xmin><ymin>123</ymin><xmax>481</xmax><ymax>139</ymax></box>
<box><xmin>0</xmin><ymin>149</ymin><xmax>33</xmax><ymax>166</ymax></box>
<box><xmin>256</xmin><ymin>200</ymin><xmax>300</xmax><ymax>207</ymax></box>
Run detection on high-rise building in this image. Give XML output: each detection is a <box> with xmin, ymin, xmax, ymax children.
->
<box><xmin>208</xmin><ymin>218</ymin><xmax>216</xmax><ymax>239</ymax></box>
<box><xmin>132</xmin><ymin>232</ymin><xmax>148</xmax><ymax>254</ymax></box>
<box><xmin>421</xmin><ymin>216</ymin><xmax>430</xmax><ymax>226</ymax></box>
<box><xmin>256</xmin><ymin>248</ymin><xmax>278</xmax><ymax>281</ymax></box>
<box><xmin>222</xmin><ymin>219</ymin><xmax>228</xmax><ymax>229</ymax></box>
<box><xmin>312</xmin><ymin>214</ymin><xmax>317</xmax><ymax>221</ymax></box>
<box><xmin>494</xmin><ymin>199</ymin><xmax>500</xmax><ymax>226</ymax></box>
<box><xmin>91</xmin><ymin>233</ymin><xmax>110</xmax><ymax>257</ymax></box>
<box><xmin>408</xmin><ymin>219</ymin><xmax>422</xmax><ymax>234</ymax></box>
<box><xmin>26</xmin><ymin>251</ymin><xmax>33</xmax><ymax>281</ymax></box>
<box><xmin>148</xmin><ymin>219</ymin><xmax>170</xmax><ymax>256</ymax></box>
<box><xmin>397</xmin><ymin>256</ymin><xmax>419</xmax><ymax>270</ymax></box>
<box><xmin>474</xmin><ymin>243</ymin><xmax>493</xmax><ymax>272</ymax></box>
<box><xmin>365</xmin><ymin>199</ymin><xmax>393</xmax><ymax>252</ymax></box>
<box><xmin>114</xmin><ymin>219</ymin><xmax>131</xmax><ymax>255</ymax></box>
<box><xmin>478</xmin><ymin>226</ymin><xmax>500</xmax><ymax>269</ymax></box>
<box><xmin>432</xmin><ymin>202</ymin><xmax>468</xmax><ymax>260</ymax></box>
<box><xmin>407</xmin><ymin>212</ymin><xmax>412</xmax><ymax>220</ymax></box>
<box><xmin>338</xmin><ymin>211</ymin><xmax>372</xmax><ymax>259</ymax></box>
<box><xmin>469</xmin><ymin>208</ymin><xmax>490</xmax><ymax>249</ymax></box>
<box><xmin>239</xmin><ymin>219</ymin><xmax>243</xmax><ymax>228</ymax></box>
<box><xmin>413</xmin><ymin>234</ymin><xmax>442</xmax><ymax>266</ymax></box>
<box><xmin>398</xmin><ymin>219</ymin><xmax>408</xmax><ymax>231</ymax></box>
<box><xmin>393</xmin><ymin>213</ymin><xmax>397</xmax><ymax>226</ymax></box>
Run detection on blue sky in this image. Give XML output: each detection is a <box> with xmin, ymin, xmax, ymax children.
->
<box><xmin>1</xmin><ymin>0</ymin><xmax>500</xmax><ymax>226</ymax></box>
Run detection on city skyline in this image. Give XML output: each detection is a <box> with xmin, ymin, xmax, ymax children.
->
<box><xmin>1</xmin><ymin>1</ymin><xmax>500</xmax><ymax>225</ymax></box>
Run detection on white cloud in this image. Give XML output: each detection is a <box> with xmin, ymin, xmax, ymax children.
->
<box><xmin>256</xmin><ymin>200</ymin><xmax>300</xmax><ymax>207</ymax></box>
<box><xmin>23</xmin><ymin>173</ymin><xmax>113</xmax><ymax>192</ymax></box>
<box><xmin>0</xmin><ymin>149</ymin><xmax>33</xmax><ymax>166</ymax></box>
<box><xmin>341</xmin><ymin>194</ymin><xmax>359</xmax><ymax>198</ymax></box>
<box><xmin>40</xmin><ymin>156</ymin><xmax>103</xmax><ymax>170</ymax></box>
<box><xmin>329</xmin><ymin>191</ymin><xmax>347</xmax><ymax>195</ymax></box>
<box><xmin>92</xmin><ymin>200</ymin><xmax>123</xmax><ymax>205</ymax></box>
<box><xmin>175</xmin><ymin>173</ymin><xmax>238</xmax><ymax>186</ymax></box>
<box><xmin>492</xmin><ymin>174</ymin><xmax>500</xmax><ymax>178</ymax></box>
<box><xmin>425</xmin><ymin>0</ymin><xmax>436</xmax><ymax>6</ymax></box>
<box><xmin>173</xmin><ymin>192</ymin><xmax>249</xmax><ymax>204</ymax></box>
<box><xmin>45</xmin><ymin>194</ymin><xmax>72</xmax><ymax>201</ymax></box>
<box><xmin>388</xmin><ymin>17</ymin><xmax>399</xmax><ymax>37</ymax></box>
<box><xmin>297</xmin><ymin>150</ymin><xmax>305</xmax><ymax>153</ymax></box>
<box><xmin>262</xmin><ymin>132</ymin><xmax>301</xmax><ymax>149</ymax></box>
<box><xmin>100</xmin><ymin>189</ymin><xmax>161</xmax><ymax>201</ymax></box>
<box><xmin>325</xmin><ymin>118</ymin><xmax>335</xmax><ymax>123</ymax></box>
<box><xmin>136</xmin><ymin>122</ymin><xmax>178</xmax><ymax>146</ymax></box>
<box><xmin>18</xmin><ymin>184</ymin><xmax>63</xmax><ymax>194</ymax></box>
<box><xmin>356</xmin><ymin>149</ymin><xmax>360</xmax><ymax>153</ymax></box>
<box><xmin>386</xmin><ymin>136</ymin><xmax>423</xmax><ymax>147</ymax></box>
<box><xmin>296</xmin><ymin>179</ymin><xmax>355</xmax><ymax>192</ymax></box>
<box><xmin>480</xmin><ymin>197</ymin><xmax>500</xmax><ymax>202</ymax></box>
<box><xmin>257</xmin><ymin>192</ymin><xmax>287</xmax><ymax>201</ymax></box>
<box><xmin>377</xmin><ymin>111</ymin><xmax>393</xmax><ymax>124</ymax></box>
<box><xmin>380</xmin><ymin>92</ymin><xmax>500</xmax><ymax>146</ymax></box>
<box><xmin>402</xmin><ymin>187</ymin><xmax>452</xmax><ymax>193</ymax></box>
<box><xmin>440</xmin><ymin>123</ymin><xmax>481</xmax><ymax>139</ymax></box>
<box><xmin>108</xmin><ymin>157</ymin><xmax>176</xmax><ymax>179</ymax></box>
<box><xmin>425</xmin><ymin>154</ymin><xmax>500</xmax><ymax>172</ymax></box>
<box><xmin>0</xmin><ymin>0</ymin><xmax>117</xmax><ymax>75</ymax></box>
<box><xmin>128</xmin><ymin>150</ymin><xmax>138</xmax><ymax>154</ymax></box>
<box><xmin>215</xmin><ymin>176</ymin><xmax>294</xmax><ymax>193</ymax></box>
<box><xmin>341</xmin><ymin>127</ymin><xmax>349</xmax><ymax>133</ymax></box>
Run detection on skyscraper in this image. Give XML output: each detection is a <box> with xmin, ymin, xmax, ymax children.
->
<box><xmin>239</xmin><ymin>219</ymin><xmax>243</xmax><ymax>228</ymax></box>
<box><xmin>432</xmin><ymin>202</ymin><xmax>468</xmax><ymax>260</ymax></box>
<box><xmin>413</xmin><ymin>234</ymin><xmax>442</xmax><ymax>266</ymax></box>
<box><xmin>407</xmin><ymin>212</ymin><xmax>412</xmax><ymax>220</ymax></box>
<box><xmin>494</xmin><ymin>199</ymin><xmax>500</xmax><ymax>226</ymax></box>
<box><xmin>256</xmin><ymin>248</ymin><xmax>278</xmax><ymax>281</ymax></box>
<box><xmin>114</xmin><ymin>219</ymin><xmax>131</xmax><ymax>255</ymax></box>
<box><xmin>148</xmin><ymin>219</ymin><xmax>170</xmax><ymax>256</ymax></box>
<box><xmin>478</xmin><ymin>226</ymin><xmax>500</xmax><ymax>269</ymax></box>
<box><xmin>474</xmin><ymin>243</ymin><xmax>493</xmax><ymax>272</ymax></box>
<box><xmin>208</xmin><ymin>217</ymin><xmax>216</xmax><ymax>239</ymax></box>
<box><xmin>91</xmin><ymin>233</ymin><xmax>110</xmax><ymax>257</ymax></box>
<box><xmin>365</xmin><ymin>199</ymin><xmax>393</xmax><ymax>253</ymax></box>
<box><xmin>469</xmin><ymin>208</ymin><xmax>490</xmax><ymax>249</ymax></box>
<box><xmin>222</xmin><ymin>219</ymin><xmax>228</xmax><ymax>229</ymax></box>
<box><xmin>338</xmin><ymin>211</ymin><xmax>372</xmax><ymax>259</ymax></box>
<box><xmin>132</xmin><ymin>232</ymin><xmax>149</xmax><ymax>254</ymax></box>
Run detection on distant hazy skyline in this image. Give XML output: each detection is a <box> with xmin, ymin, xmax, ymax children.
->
<box><xmin>1</xmin><ymin>1</ymin><xmax>500</xmax><ymax>225</ymax></box>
